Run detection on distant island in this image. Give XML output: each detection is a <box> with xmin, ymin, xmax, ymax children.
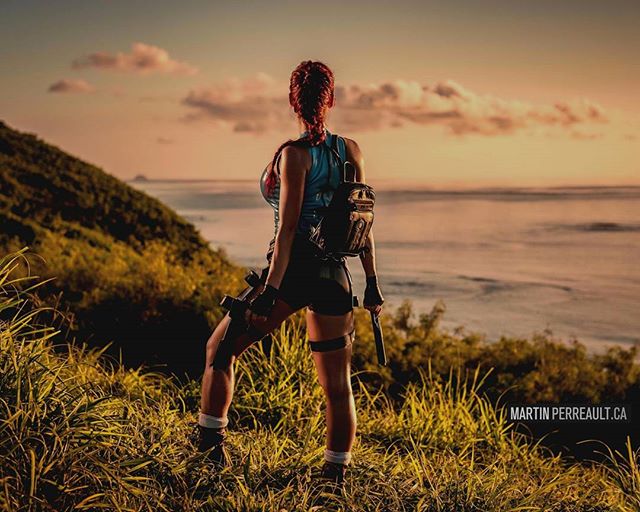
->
<box><xmin>132</xmin><ymin>174</ymin><xmax>149</xmax><ymax>182</ymax></box>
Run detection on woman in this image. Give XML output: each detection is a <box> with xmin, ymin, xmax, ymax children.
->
<box><xmin>195</xmin><ymin>60</ymin><xmax>384</xmax><ymax>485</ymax></box>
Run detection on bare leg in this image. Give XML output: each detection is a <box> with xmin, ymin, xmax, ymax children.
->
<box><xmin>307</xmin><ymin>310</ymin><xmax>356</xmax><ymax>453</ymax></box>
<box><xmin>200</xmin><ymin>298</ymin><xmax>298</xmax><ymax>418</ymax></box>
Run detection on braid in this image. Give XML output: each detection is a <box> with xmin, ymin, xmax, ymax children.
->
<box><xmin>265</xmin><ymin>60</ymin><xmax>335</xmax><ymax>194</ymax></box>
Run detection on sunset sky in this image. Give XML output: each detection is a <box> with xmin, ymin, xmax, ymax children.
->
<box><xmin>2</xmin><ymin>0</ymin><xmax>639</xmax><ymax>187</ymax></box>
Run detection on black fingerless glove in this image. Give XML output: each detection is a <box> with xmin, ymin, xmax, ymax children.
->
<box><xmin>363</xmin><ymin>275</ymin><xmax>384</xmax><ymax>307</ymax></box>
<box><xmin>249</xmin><ymin>284</ymin><xmax>279</xmax><ymax>318</ymax></box>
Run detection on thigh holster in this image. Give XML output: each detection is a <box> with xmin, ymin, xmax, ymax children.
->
<box><xmin>211</xmin><ymin>270</ymin><xmax>262</xmax><ymax>369</ymax></box>
<box><xmin>309</xmin><ymin>330</ymin><xmax>355</xmax><ymax>353</ymax></box>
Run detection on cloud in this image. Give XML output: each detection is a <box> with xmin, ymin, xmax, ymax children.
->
<box><xmin>182</xmin><ymin>73</ymin><xmax>289</xmax><ymax>133</ymax></box>
<box><xmin>48</xmin><ymin>79</ymin><xmax>95</xmax><ymax>94</ymax></box>
<box><xmin>335</xmin><ymin>80</ymin><xmax>608</xmax><ymax>136</ymax></box>
<box><xmin>156</xmin><ymin>137</ymin><xmax>174</xmax><ymax>145</ymax></box>
<box><xmin>72</xmin><ymin>42</ymin><xmax>198</xmax><ymax>76</ymax></box>
<box><xmin>181</xmin><ymin>74</ymin><xmax>609</xmax><ymax>138</ymax></box>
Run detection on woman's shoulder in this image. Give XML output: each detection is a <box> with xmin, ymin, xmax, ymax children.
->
<box><xmin>281</xmin><ymin>143</ymin><xmax>310</xmax><ymax>161</ymax></box>
<box><xmin>339</xmin><ymin>136</ymin><xmax>364</xmax><ymax>166</ymax></box>
<box><xmin>278</xmin><ymin>143</ymin><xmax>311</xmax><ymax>175</ymax></box>
<box><xmin>266</xmin><ymin>141</ymin><xmax>310</xmax><ymax>174</ymax></box>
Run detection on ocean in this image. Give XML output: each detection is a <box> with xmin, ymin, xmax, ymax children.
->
<box><xmin>131</xmin><ymin>180</ymin><xmax>640</xmax><ymax>352</ymax></box>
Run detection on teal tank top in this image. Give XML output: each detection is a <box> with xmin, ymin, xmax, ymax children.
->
<box><xmin>260</xmin><ymin>128</ymin><xmax>347</xmax><ymax>236</ymax></box>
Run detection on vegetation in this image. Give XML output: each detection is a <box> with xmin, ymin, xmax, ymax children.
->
<box><xmin>1</xmin><ymin>252</ymin><xmax>639</xmax><ymax>511</ymax></box>
<box><xmin>0</xmin><ymin>120</ymin><xmax>244</xmax><ymax>374</ymax></box>
<box><xmin>352</xmin><ymin>300</ymin><xmax>639</xmax><ymax>406</ymax></box>
<box><xmin>352</xmin><ymin>302</ymin><xmax>639</xmax><ymax>459</ymax></box>
<box><xmin>0</xmin><ymin>121</ymin><xmax>206</xmax><ymax>254</ymax></box>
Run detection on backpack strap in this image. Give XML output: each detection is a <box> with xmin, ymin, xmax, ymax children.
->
<box><xmin>319</xmin><ymin>134</ymin><xmax>356</xmax><ymax>205</ymax></box>
<box><xmin>332</xmin><ymin>135</ymin><xmax>356</xmax><ymax>183</ymax></box>
<box><xmin>330</xmin><ymin>134</ymin><xmax>343</xmax><ymax>168</ymax></box>
<box><xmin>320</xmin><ymin>133</ymin><xmax>339</xmax><ymax>191</ymax></box>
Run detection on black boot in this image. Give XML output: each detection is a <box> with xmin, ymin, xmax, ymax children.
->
<box><xmin>319</xmin><ymin>460</ymin><xmax>347</xmax><ymax>486</ymax></box>
<box><xmin>194</xmin><ymin>424</ymin><xmax>229</xmax><ymax>467</ymax></box>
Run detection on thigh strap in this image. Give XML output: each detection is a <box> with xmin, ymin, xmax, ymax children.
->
<box><xmin>309</xmin><ymin>330</ymin><xmax>354</xmax><ymax>353</ymax></box>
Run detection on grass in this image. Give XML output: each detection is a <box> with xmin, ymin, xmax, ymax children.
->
<box><xmin>1</xmin><ymin>251</ymin><xmax>639</xmax><ymax>511</ymax></box>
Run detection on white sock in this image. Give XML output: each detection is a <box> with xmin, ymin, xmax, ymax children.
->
<box><xmin>324</xmin><ymin>449</ymin><xmax>351</xmax><ymax>465</ymax></box>
<box><xmin>198</xmin><ymin>413</ymin><xmax>228</xmax><ymax>429</ymax></box>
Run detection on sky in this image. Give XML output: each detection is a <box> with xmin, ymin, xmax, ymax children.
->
<box><xmin>1</xmin><ymin>0</ymin><xmax>639</xmax><ymax>187</ymax></box>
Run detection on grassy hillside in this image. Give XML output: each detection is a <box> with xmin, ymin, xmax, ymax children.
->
<box><xmin>1</xmin><ymin>253</ymin><xmax>638</xmax><ymax>512</ymax></box>
<box><xmin>0</xmin><ymin>121</ymin><xmax>206</xmax><ymax>254</ymax></box>
<box><xmin>0</xmin><ymin>121</ymin><xmax>244</xmax><ymax>374</ymax></box>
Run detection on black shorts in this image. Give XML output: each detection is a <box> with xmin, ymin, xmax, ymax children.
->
<box><xmin>261</xmin><ymin>237</ymin><xmax>354</xmax><ymax>316</ymax></box>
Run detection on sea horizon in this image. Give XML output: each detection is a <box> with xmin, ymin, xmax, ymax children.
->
<box><xmin>132</xmin><ymin>178</ymin><xmax>640</xmax><ymax>354</ymax></box>
<box><xmin>129</xmin><ymin>176</ymin><xmax>640</xmax><ymax>192</ymax></box>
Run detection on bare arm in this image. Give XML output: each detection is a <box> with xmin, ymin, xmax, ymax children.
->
<box><xmin>344</xmin><ymin>138</ymin><xmax>378</xmax><ymax>278</ymax></box>
<box><xmin>360</xmin><ymin>229</ymin><xmax>378</xmax><ymax>278</ymax></box>
<box><xmin>246</xmin><ymin>145</ymin><xmax>307</xmax><ymax>324</ymax></box>
<box><xmin>345</xmin><ymin>138</ymin><xmax>383</xmax><ymax>315</ymax></box>
<box><xmin>265</xmin><ymin>145</ymin><xmax>307</xmax><ymax>289</ymax></box>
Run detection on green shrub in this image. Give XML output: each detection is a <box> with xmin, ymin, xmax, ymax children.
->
<box><xmin>353</xmin><ymin>301</ymin><xmax>640</xmax><ymax>406</ymax></box>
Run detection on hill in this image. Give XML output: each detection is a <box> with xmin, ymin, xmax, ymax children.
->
<box><xmin>0</xmin><ymin>120</ymin><xmax>216</xmax><ymax>256</ymax></box>
<box><xmin>0</xmin><ymin>120</ymin><xmax>244</xmax><ymax>375</ymax></box>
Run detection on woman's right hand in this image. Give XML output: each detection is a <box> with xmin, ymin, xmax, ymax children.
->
<box><xmin>245</xmin><ymin>284</ymin><xmax>279</xmax><ymax>324</ymax></box>
<box><xmin>363</xmin><ymin>275</ymin><xmax>384</xmax><ymax>316</ymax></box>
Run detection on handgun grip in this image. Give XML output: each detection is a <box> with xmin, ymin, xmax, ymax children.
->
<box><xmin>212</xmin><ymin>272</ymin><xmax>262</xmax><ymax>370</ymax></box>
<box><xmin>220</xmin><ymin>295</ymin><xmax>234</xmax><ymax>310</ymax></box>
<box><xmin>245</xmin><ymin>270</ymin><xmax>261</xmax><ymax>288</ymax></box>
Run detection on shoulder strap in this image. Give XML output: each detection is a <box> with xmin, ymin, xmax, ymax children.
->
<box><xmin>333</xmin><ymin>135</ymin><xmax>356</xmax><ymax>183</ymax></box>
<box><xmin>323</xmin><ymin>135</ymin><xmax>335</xmax><ymax>195</ymax></box>
<box><xmin>274</xmin><ymin>151</ymin><xmax>283</xmax><ymax>175</ymax></box>
<box><xmin>319</xmin><ymin>133</ymin><xmax>343</xmax><ymax>202</ymax></box>
<box><xmin>330</xmin><ymin>134</ymin><xmax>343</xmax><ymax>168</ymax></box>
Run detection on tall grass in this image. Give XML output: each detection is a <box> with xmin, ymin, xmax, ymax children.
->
<box><xmin>1</xmin><ymin>251</ymin><xmax>638</xmax><ymax>511</ymax></box>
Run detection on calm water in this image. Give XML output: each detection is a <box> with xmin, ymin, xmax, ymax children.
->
<box><xmin>131</xmin><ymin>180</ymin><xmax>640</xmax><ymax>351</ymax></box>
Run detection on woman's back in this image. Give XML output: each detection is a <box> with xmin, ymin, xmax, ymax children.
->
<box><xmin>260</xmin><ymin>128</ymin><xmax>347</xmax><ymax>236</ymax></box>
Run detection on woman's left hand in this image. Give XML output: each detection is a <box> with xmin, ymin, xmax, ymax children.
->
<box><xmin>364</xmin><ymin>303</ymin><xmax>383</xmax><ymax>317</ymax></box>
<box><xmin>363</xmin><ymin>275</ymin><xmax>384</xmax><ymax>317</ymax></box>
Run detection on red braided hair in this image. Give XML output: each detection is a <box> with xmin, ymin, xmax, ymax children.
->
<box><xmin>264</xmin><ymin>60</ymin><xmax>335</xmax><ymax>194</ymax></box>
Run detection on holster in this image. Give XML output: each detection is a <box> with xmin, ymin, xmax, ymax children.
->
<box><xmin>210</xmin><ymin>270</ymin><xmax>263</xmax><ymax>370</ymax></box>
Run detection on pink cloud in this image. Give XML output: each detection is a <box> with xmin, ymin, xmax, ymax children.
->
<box><xmin>72</xmin><ymin>42</ymin><xmax>198</xmax><ymax>76</ymax></box>
<box><xmin>48</xmin><ymin>79</ymin><xmax>95</xmax><ymax>94</ymax></box>
<box><xmin>181</xmin><ymin>75</ymin><xmax>609</xmax><ymax>138</ymax></box>
<box><xmin>336</xmin><ymin>80</ymin><xmax>608</xmax><ymax>136</ymax></box>
<box><xmin>182</xmin><ymin>73</ymin><xmax>289</xmax><ymax>133</ymax></box>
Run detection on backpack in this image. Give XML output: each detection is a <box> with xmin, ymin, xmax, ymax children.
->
<box><xmin>308</xmin><ymin>134</ymin><xmax>376</xmax><ymax>258</ymax></box>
